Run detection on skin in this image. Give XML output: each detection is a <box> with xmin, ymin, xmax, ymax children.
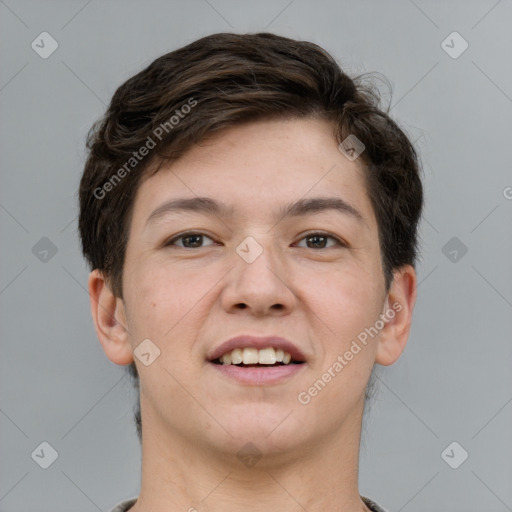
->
<box><xmin>89</xmin><ymin>117</ymin><xmax>417</xmax><ymax>512</ymax></box>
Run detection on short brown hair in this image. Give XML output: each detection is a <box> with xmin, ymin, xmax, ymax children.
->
<box><xmin>79</xmin><ymin>32</ymin><xmax>423</xmax><ymax>441</ymax></box>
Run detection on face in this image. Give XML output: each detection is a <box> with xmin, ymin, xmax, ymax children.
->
<box><xmin>103</xmin><ymin>117</ymin><xmax>410</xmax><ymax>460</ymax></box>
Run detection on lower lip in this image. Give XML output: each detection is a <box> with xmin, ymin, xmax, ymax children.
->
<box><xmin>208</xmin><ymin>362</ymin><xmax>305</xmax><ymax>385</ymax></box>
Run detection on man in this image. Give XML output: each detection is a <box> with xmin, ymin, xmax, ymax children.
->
<box><xmin>79</xmin><ymin>32</ymin><xmax>423</xmax><ymax>512</ymax></box>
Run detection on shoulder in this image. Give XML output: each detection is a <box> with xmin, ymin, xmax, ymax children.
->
<box><xmin>109</xmin><ymin>496</ymin><xmax>387</xmax><ymax>512</ymax></box>
<box><xmin>107</xmin><ymin>497</ymin><xmax>138</xmax><ymax>512</ymax></box>
<box><xmin>362</xmin><ymin>495</ymin><xmax>391</xmax><ymax>512</ymax></box>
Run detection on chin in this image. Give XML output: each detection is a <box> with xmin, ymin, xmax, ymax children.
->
<box><xmin>216</xmin><ymin>406</ymin><xmax>309</xmax><ymax>452</ymax></box>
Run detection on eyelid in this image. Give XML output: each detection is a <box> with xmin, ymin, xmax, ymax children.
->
<box><xmin>294</xmin><ymin>231</ymin><xmax>348</xmax><ymax>248</ymax></box>
<box><xmin>163</xmin><ymin>230</ymin><xmax>348</xmax><ymax>249</ymax></box>
<box><xmin>163</xmin><ymin>231</ymin><xmax>217</xmax><ymax>247</ymax></box>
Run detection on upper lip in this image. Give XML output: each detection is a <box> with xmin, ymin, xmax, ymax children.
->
<box><xmin>208</xmin><ymin>335</ymin><xmax>307</xmax><ymax>363</ymax></box>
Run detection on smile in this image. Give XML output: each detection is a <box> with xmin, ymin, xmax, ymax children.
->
<box><xmin>212</xmin><ymin>347</ymin><xmax>303</xmax><ymax>366</ymax></box>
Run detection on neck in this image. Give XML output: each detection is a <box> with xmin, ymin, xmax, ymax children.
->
<box><xmin>129</xmin><ymin>400</ymin><xmax>371</xmax><ymax>512</ymax></box>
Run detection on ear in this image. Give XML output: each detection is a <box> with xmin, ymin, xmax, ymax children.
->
<box><xmin>88</xmin><ymin>269</ymin><xmax>133</xmax><ymax>365</ymax></box>
<box><xmin>375</xmin><ymin>264</ymin><xmax>417</xmax><ymax>366</ymax></box>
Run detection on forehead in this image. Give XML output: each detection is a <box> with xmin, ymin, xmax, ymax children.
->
<box><xmin>133</xmin><ymin>117</ymin><xmax>377</xmax><ymax>231</ymax></box>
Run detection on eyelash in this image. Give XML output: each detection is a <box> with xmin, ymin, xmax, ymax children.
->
<box><xmin>164</xmin><ymin>231</ymin><xmax>347</xmax><ymax>249</ymax></box>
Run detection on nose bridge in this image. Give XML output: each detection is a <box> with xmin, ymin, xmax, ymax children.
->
<box><xmin>236</xmin><ymin>233</ymin><xmax>284</xmax><ymax>285</ymax></box>
<box><xmin>223</xmin><ymin>233</ymin><xmax>294</xmax><ymax>314</ymax></box>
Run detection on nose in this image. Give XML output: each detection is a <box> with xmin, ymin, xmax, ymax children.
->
<box><xmin>220</xmin><ymin>238</ymin><xmax>297</xmax><ymax>317</ymax></box>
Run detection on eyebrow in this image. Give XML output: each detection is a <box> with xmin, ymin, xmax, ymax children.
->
<box><xmin>146</xmin><ymin>196</ymin><xmax>365</xmax><ymax>226</ymax></box>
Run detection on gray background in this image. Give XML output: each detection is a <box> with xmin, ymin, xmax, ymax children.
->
<box><xmin>1</xmin><ymin>0</ymin><xmax>511</xmax><ymax>511</ymax></box>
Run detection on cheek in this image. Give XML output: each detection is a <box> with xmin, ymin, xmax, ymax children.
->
<box><xmin>124</xmin><ymin>259</ymin><xmax>214</xmax><ymax>342</ymax></box>
<box><xmin>124</xmin><ymin>264</ymin><xmax>202</xmax><ymax>382</ymax></box>
<box><xmin>124</xmin><ymin>263</ymin><xmax>176</xmax><ymax>339</ymax></box>
<box><xmin>305</xmin><ymin>262</ymin><xmax>383</xmax><ymax>352</ymax></box>
<box><xmin>317</xmin><ymin>256</ymin><xmax>381</xmax><ymax>305</ymax></box>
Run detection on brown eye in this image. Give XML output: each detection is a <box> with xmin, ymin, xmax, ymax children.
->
<box><xmin>295</xmin><ymin>233</ymin><xmax>345</xmax><ymax>249</ymax></box>
<box><xmin>166</xmin><ymin>232</ymin><xmax>216</xmax><ymax>248</ymax></box>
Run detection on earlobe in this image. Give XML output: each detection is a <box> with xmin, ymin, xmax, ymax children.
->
<box><xmin>88</xmin><ymin>269</ymin><xmax>134</xmax><ymax>365</ymax></box>
<box><xmin>375</xmin><ymin>265</ymin><xmax>417</xmax><ymax>366</ymax></box>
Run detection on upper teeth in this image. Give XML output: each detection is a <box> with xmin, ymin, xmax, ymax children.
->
<box><xmin>220</xmin><ymin>347</ymin><xmax>292</xmax><ymax>365</ymax></box>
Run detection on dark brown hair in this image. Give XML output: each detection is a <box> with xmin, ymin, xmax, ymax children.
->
<box><xmin>79</xmin><ymin>32</ymin><xmax>423</xmax><ymax>442</ymax></box>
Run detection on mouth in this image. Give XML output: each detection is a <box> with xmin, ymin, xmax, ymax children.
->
<box><xmin>207</xmin><ymin>336</ymin><xmax>307</xmax><ymax>385</ymax></box>
<box><xmin>211</xmin><ymin>347</ymin><xmax>305</xmax><ymax>367</ymax></box>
